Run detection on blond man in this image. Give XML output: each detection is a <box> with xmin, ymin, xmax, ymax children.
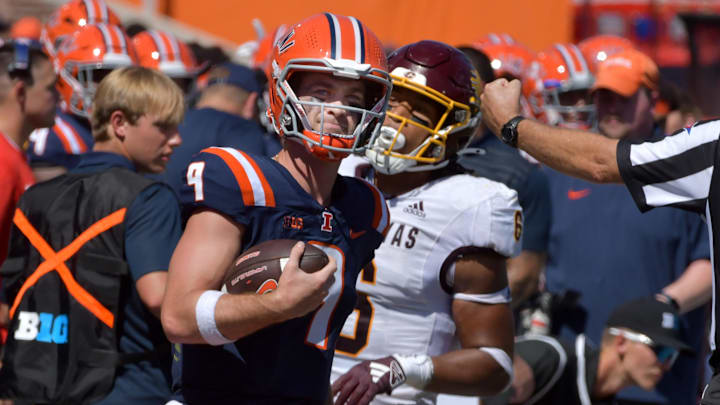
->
<box><xmin>0</xmin><ymin>66</ymin><xmax>183</xmax><ymax>404</ymax></box>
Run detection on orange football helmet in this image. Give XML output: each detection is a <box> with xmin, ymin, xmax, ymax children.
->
<box><xmin>132</xmin><ymin>30</ymin><xmax>198</xmax><ymax>78</ymax></box>
<box><xmin>524</xmin><ymin>43</ymin><xmax>596</xmax><ymax>129</ymax></box>
<box><xmin>41</xmin><ymin>0</ymin><xmax>121</xmax><ymax>57</ymax></box>
<box><xmin>267</xmin><ymin>13</ymin><xmax>392</xmax><ymax>161</ymax></box>
<box><xmin>252</xmin><ymin>24</ymin><xmax>288</xmax><ymax>72</ymax></box>
<box><xmin>55</xmin><ymin>23</ymin><xmax>137</xmax><ymax>118</ymax></box>
<box><xmin>473</xmin><ymin>34</ymin><xmax>534</xmax><ymax>80</ymax></box>
<box><xmin>577</xmin><ymin>35</ymin><xmax>634</xmax><ymax>74</ymax></box>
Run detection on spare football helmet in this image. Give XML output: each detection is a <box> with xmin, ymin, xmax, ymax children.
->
<box><xmin>55</xmin><ymin>23</ymin><xmax>137</xmax><ymax>118</ymax></box>
<box><xmin>577</xmin><ymin>35</ymin><xmax>634</xmax><ymax>74</ymax></box>
<box><xmin>266</xmin><ymin>13</ymin><xmax>391</xmax><ymax>161</ymax></box>
<box><xmin>365</xmin><ymin>40</ymin><xmax>481</xmax><ymax>175</ymax></box>
<box><xmin>524</xmin><ymin>43</ymin><xmax>596</xmax><ymax>129</ymax></box>
<box><xmin>41</xmin><ymin>0</ymin><xmax>121</xmax><ymax>57</ymax></box>
<box><xmin>132</xmin><ymin>29</ymin><xmax>199</xmax><ymax>93</ymax></box>
<box><xmin>473</xmin><ymin>34</ymin><xmax>534</xmax><ymax>81</ymax></box>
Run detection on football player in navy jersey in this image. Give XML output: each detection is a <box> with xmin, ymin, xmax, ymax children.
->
<box><xmin>161</xmin><ymin>13</ymin><xmax>392</xmax><ymax>404</ymax></box>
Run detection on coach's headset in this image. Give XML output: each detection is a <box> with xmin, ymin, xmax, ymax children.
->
<box><xmin>0</xmin><ymin>38</ymin><xmax>44</xmax><ymax>83</ymax></box>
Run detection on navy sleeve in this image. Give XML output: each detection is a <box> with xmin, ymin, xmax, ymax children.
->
<box><xmin>124</xmin><ymin>183</ymin><xmax>182</xmax><ymax>282</ymax></box>
<box><xmin>517</xmin><ymin>167</ymin><xmax>551</xmax><ymax>253</ymax></box>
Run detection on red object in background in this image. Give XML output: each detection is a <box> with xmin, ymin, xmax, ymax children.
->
<box><xmin>573</xmin><ymin>1</ymin><xmax>720</xmax><ymax>67</ymax></box>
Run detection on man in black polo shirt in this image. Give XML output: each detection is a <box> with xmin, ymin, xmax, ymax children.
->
<box><xmin>480</xmin><ymin>49</ymin><xmax>720</xmax><ymax>404</ymax></box>
<box><xmin>484</xmin><ymin>298</ymin><xmax>693</xmax><ymax>405</ymax></box>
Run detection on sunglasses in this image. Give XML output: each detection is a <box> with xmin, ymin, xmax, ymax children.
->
<box><xmin>608</xmin><ymin>327</ymin><xmax>680</xmax><ymax>367</ymax></box>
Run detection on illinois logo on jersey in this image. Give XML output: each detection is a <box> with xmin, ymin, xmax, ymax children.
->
<box><xmin>321</xmin><ymin>212</ymin><xmax>333</xmax><ymax>232</ymax></box>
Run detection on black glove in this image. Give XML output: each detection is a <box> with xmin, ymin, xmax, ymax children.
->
<box><xmin>332</xmin><ymin>356</ymin><xmax>406</xmax><ymax>405</ymax></box>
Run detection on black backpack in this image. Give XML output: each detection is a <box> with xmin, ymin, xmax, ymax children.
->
<box><xmin>0</xmin><ymin>168</ymin><xmax>164</xmax><ymax>404</ymax></box>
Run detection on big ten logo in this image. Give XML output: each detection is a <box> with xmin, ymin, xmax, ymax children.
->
<box><xmin>283</xmin><ymin>215</ymin><xmax>304</xmax><ymax>231</ymax></box>
<box><xmin>14</xmin><ymin>311</ymin><xmax>68</xmax><ymax>344</ymax></box>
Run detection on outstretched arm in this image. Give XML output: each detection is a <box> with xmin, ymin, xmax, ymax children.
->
<box><xmin>480</xmin><ymin>79</ymin><xmax>622</xmax><ymax>184</ymax></box>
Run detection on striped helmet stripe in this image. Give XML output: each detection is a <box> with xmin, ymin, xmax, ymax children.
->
<box><xmin>325</xmin><ymin>13</ymin><xmax>342</xmax><ymax>59</ymax></box>
<box><xmin>83</xmin><ymin>0</ymin><xmax>96</xmax><ymax>23</ymax></box>
<box><xmin>95</xmin><ymin>24</ymin><xmax>114</xmax><ymax>53</ymax></box>
<box><xmin>349</xmin><ymin>16</ymin><xmax>365</xmax><ymax>63</ymax></box>
<box><xmin>149</xmin><ymin>30</ymin><xmax>169</xmax><ymax>61</ymax></box>
<box><xmin>111</xmin><ymin>25</ymin><xmax>128</xmax><ymax>54</ymax></box>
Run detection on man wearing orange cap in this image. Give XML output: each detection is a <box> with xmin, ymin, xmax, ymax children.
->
<box><xmin>592</xmin><ymin>49</ymin><xmax>660</xmax><ymax>140</ymax></box>
<box><xmin>481</xmin><ymin>45</ymin><xmax>720</xmax><ymax>405</ymax></box>
<box><xmin>523</xmin><ymin>48</ymin><xmax>711</xmax><ymax>405</ymax></box>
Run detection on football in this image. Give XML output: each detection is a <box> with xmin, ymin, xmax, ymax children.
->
<box><xmin>222</xmin><ymin>239</ymin><xmax>329</xmax><ymax>294</ymax></box>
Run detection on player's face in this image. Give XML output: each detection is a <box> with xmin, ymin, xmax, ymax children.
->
<box><xmin>294</xmin><ymin>72</ymin><xmax>366</xmax><ymax>135</ymax></box>
<box><xmin>557</xmin><ymin>89</ymin><xmax>591</xmax><ymax>127</ymax></box>
<box><xmin>595</xmin><ymin>88</ymin><xmax>653</xmax><ymax>140</ymax></box>
<box><xmin>124</xmin><ymin>113</ymin><xmax>182</xmax><ymax>173</ymax></box>
<box><xmin>622</xmin><ymin>340</ymin><xmax>668</xmax><ymax>390</ymax></box>
<box><xmin>383</xmin><ymin>86</ymin><xmax>443</xmax><ymax>154</ymax></box>
<box><xmin>25</xmin><ymin>57</ymin><xmax>58</xmax><ymax>129</ymax></box>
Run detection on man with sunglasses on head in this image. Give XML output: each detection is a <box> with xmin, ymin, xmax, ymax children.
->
<box><xmin>483</xmin><ymin>297</ymin><xmax>693</xmax><ymax>405</ymax></box>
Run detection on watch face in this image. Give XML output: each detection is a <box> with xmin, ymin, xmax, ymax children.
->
<box><xmin>501</xmin><ymin>117</ymin><xmax>521</xmax><ymax>147</ymax></box>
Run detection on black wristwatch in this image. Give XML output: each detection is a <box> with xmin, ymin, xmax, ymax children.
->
<box><xmin>500</xmin><ymin>116</ymin><xmax>525</xmax><ymax>148</ymax></box>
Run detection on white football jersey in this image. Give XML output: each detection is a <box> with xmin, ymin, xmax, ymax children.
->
<box><xmin>331</xmin><ymin>173</ymin><xmax>522</xmax><ymax>404</ymax></box>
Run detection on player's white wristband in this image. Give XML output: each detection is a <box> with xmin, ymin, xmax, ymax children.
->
<box><xmin>195</xmin><ymin>290</ymin><xmax>234</xmax><ymax>346</ymax></box>
<box><xmin>392</xmin><ymin>353</ymin><xmax>434</xmax><ymax>389</ymax></box>
<box><xmin>479</xmin><ymin>347</ymin><xmax>514</xmax><ymax>391</ymax></box>
<box><xmin>454</xmin><ymin>287</ymin><xmax>511</xmax><ymax>304</ymax></box>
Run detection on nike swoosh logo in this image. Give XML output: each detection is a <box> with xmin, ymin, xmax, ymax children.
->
<box><xmin>567</xmin><ymin>188</ymin><xmax>591</xmax><ymax>200</ymax></box>
<box><xmin>350</xmin><ymin>229</ymin><xmax>367</xmax><ymax>239</ymax></box>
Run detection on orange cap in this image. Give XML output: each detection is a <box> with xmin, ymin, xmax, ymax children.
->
<box><xmin>591</xmin><ymin>49</ymin><xmax>659</xmax><ymax>97</ymax></box>
<box><xmin>11</xmin><ymin>17</ymin><xmax>42</xmax><ymax>40</ymax></box>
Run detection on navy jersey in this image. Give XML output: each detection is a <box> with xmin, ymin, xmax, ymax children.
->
<box><xmin>173</xmin><ymin>147</ymin><xmax>389</xmax><ymax>404</ymax></box>
<box><xmin>28</xmin><ymin>109</ymin><xmax>92</xmax><ymax>168</ymax></box>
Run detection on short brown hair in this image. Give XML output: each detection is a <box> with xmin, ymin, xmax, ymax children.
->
<box><xmin>91</xmin><ymin>66</ymin><xmax>184</xmax><ymax>141</ymax></box>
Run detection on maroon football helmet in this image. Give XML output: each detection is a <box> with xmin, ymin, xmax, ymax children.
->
<box><xmin>366</xmin><ymin>40</ymin><xmax>482</xmax><ymax>174</ymax></box>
